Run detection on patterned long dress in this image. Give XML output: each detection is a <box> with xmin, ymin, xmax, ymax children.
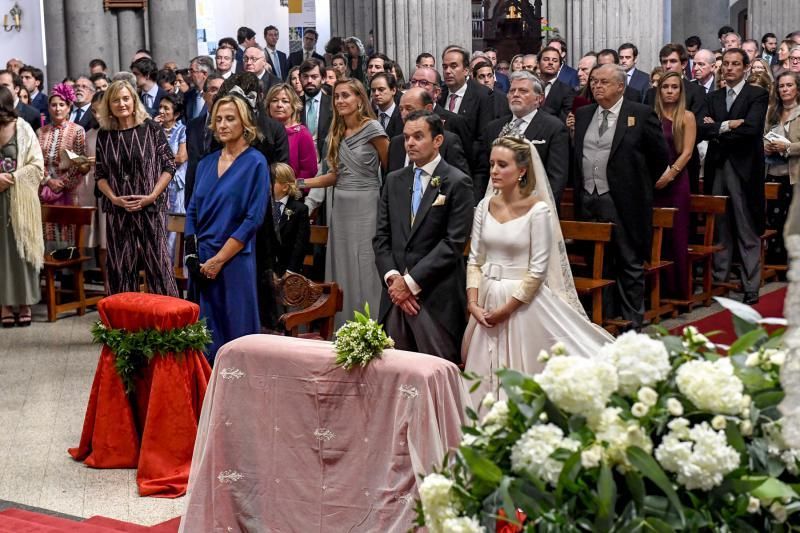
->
<box><xmin>95</xmin><ymin>119</ymin><xmax>178</xmax><ymax>296</ymax></box>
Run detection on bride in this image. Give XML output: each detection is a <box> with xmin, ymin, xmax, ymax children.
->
<box><xmin>463</xmin><ymin>136</ymin><xmax>613</xmax><ymax>402</ymax></box>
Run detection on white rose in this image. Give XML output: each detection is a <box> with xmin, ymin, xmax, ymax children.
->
<box><xmin>596</xmin><ymin>331</ymin><xmax>671</xmax><ymax>396</ymax></box>
<box><xmin>480</xmin><ymin>393</ymin><xmax>496</xmax><ymax>410</ymax></box>
<box><xmin>767</xmin><ymin>349</ymin><xmax>787</xmax><ymax>367</ymax></box>
<box><xmin>676</xmin><ymin>358</ymin><xmax>744</xmax><ymax>415</ymax></box>
<box><xmin>581</xmin><ymin>445</ymin><xmax>604</xmax><ymax>469</ymax></box>
<box><xmin>537</xmin><ymin>349</ymin><xmax>550</xmax><ymax>362</ymax></box>
<box><xmin>539</xmin><ymin>411</ymin><xmax>549</xmax><ymax>422</ymax></box>
<box><xmin>711</xmin><ymin>415</ymin><xmax>727</xmax><ymax>430</ymax></box>
<box><xmin>747</xmin><ymin>496</ymin><xmax>760</xmax><ymax>513</ymax></box>
<box><xmin>590</xmin><ymin>407</ymin><xmax>653</xmax><ymax>470</ymax></box>
<box><xmin>666</xmin><ymin>398</ymin><xmax>684</xmax><ymax>416</ymax></box>
<box><xmin>551</xmin><ymin>341</ymin><xmax>567</xmax><ymax>355</ymax></box>
<box><xmin>740</xmin><ymin>420</ymin><xmax>753</xmax><ymax>436</ymax></box>
<box><xmin>745</xmin><ymin>352</ymin><xmax>761</xmax><ymax>367</ymax></box>
<box><xmin>631</xmin><ymin>402</ymin><xmax>649</xmax><ymax>418</ymax></box>
<box><xmin>481</xmin><ymin>400</ymin><xmax>509</xmax><ymax>434</ymax></box>
<box><xmin>770</xmin><ymin>502</ymin><xmax>788</xmax><ymax>523</ymax></box>
<box><xmin>637</xmin><ymin>386</ymin><xmax>659</xmax><ymax>407</ymax></box>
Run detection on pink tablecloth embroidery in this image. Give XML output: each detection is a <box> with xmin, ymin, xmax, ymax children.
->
<box><xmin>180</xmin><ymin>334</ymin><xmax>472</xmax><ymax>533</ymax></box>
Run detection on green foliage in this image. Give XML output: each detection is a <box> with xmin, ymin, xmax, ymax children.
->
<box><xmin>91</xmin><ymin>319</ymin><xmax>212</xmax><ymax>393</ymax></box>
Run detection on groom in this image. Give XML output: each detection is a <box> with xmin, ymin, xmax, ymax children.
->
<box><xmin>373</xmin><ymin>110</ymin><xmax>474</xmax><ymax>363</ymax></box>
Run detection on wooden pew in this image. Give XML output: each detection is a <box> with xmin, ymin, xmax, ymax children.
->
<box><xmin>560</xmin><ymin>220</ymin><xmax>615</xmax><ymax>327</ymax></box>
<box><xmin>644</xmin><ymin>208</ymin><xmax>676</xmax><ymax>323</ymax></box>
<box><xmin>762</xmin><ymin>181</ymin><xmax>782</xmax><ymax>282</ymax></box>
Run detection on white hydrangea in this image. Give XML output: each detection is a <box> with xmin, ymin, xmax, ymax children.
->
<box><xmin>763</xmin><ymin>421</ymin><xmax>800</xmax><ymax>475</ymax></box>
<box><xmin>655</xmin><ymin>421</ymin><xmax>740</xmax><ymax>491</ymax></box>
<box><xmin>581</xmin><ymin>444</ymin><xmax>604</xmax><ymax>469</ymax></box>
<box><xmin>534</xmin><ymin>356</ymin><xmax>618</xmax><ymax>418</ymax></box>
<box><xmin>511</xmin><ymin>423</ymin><xmax>580</xmax><ymax>486</ymax></box>
<box><xmin>590</xmin><ymin>407</ymin><xmax>653</xmax><ymax>469</ymax></box>
<box><xmin>596</xmin><ymin>331</ymin><xmax>671</xmax><ymax>396</ymax></box>
<box><xmin>418</xmin><ymin>473</ymin><xmax>459</xmax><ymax>533</ymax></box>
<box><xmin>480</xmin><ymin>400</ymin><xmax>509</xmax><ymax>434</ymax></box>
<box><xmin>441</xmin><ymin>515</ymin><xmax>486</xmax><ymax>533</ymax></box>
<box><xmin>780</xmin><ymin>449</ymin><xmax>800</xmax><ymax>476</ymax></box>
<box><xmin>675</xmin><ymin>358</ymin><xmax>744</xmax><ymax>415</ymax></box>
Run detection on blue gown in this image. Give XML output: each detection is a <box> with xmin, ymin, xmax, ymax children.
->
<box><xmin>185</xmin><ymin>147</ymin><xmax>269</xmax><ymax>362</ymax></box>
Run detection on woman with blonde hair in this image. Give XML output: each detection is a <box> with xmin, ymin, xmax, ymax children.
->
<box><xmin>265</xmin><ymin>83</ymin><xmax>317</xmax><ymax>183</ymax></box>
<box><xmin>463</xmin><ymin>136</ymin><xmax>612</xmax><ymax>402</ymax></box>
<box><xmin>270</xmin><ymin>162</ymin><xmax>309</xmax><ymax>275</ymax></box>
<box><xmin>95</xmin><ymin>79</ymin><xmax>177</xmax><ymax>296</ymax></box>
<box><xmin>186</xmin><ymin>92</ymin><xmax>269</xmax><ymax>361</ymax></box>
<box><xmin>751</xmin><ymin>58</ymin><xmax>773</xmax><ymax>80</ymax></box>
<box><xmin>300</xmin><ymin>78</ymin><xmax>388</xmax><ymax>326</ymax></box>
<box><xmin>653</xmin><ymin>71</ymin><xmax>695</xmax><ymax>299</ymax></box>
<box><xmin>0</xmin><ymin>86</ymin><xmax>44</xmax><ymax>327</ymax></box>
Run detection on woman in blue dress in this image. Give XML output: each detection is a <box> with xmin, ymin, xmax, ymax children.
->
<box><xmin>185</xmin><ymin>90</ymin><xmax>269</xmax><ymax>362</ymax></box>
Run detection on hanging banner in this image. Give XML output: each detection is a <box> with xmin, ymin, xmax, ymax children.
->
<box><xmin>288</xmin><ymin>0</ymin><xmax>317</xmax><ymax>54</ymax></box>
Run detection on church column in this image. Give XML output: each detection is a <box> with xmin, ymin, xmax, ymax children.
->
<box><xmin>43</xmin><ymin>0</ymin><xmax>68</xmax><ymax>87</ymax></box>
<box><xmin>149</xmin><ymin>0</ymin><xmax>197</xmax><ymax>65</ymax></box>
<box><xmin>749</xmin><ymin>0</ymin><xmax>800</xmax><ymax>45</ymax></box>
<box><xmin>64</xmin><ymin>0</ymin><xmax>113</xmax><ymax>77</ymax></box>
<box><xmin>670</xmin><ymin>0</ymin><xmax>728</xmax><ymax>53</ymax></box>
<box><xmin>331</xmin><ymin>0</ymin><xmax>375</xmax><ymax>49</ymax></box>
<box><xmin>117</xmin><ymin>9</ymin><xmax>146</xmax><ymax>70</ymax></box>
<box><xmin>550</xmin><ymin>0</ymin><xmax>663</xmax><ymax>71</ymax></box>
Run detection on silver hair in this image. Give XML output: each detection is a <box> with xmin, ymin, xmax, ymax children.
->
<box><xmin>508</xmin><ymin>70</ymin><xmax>544</xmax><ymax>95</ymax></box>
<box><xmin>111</xmin><ymin>71</ymin><xmax>137</xmax><ymax>88</ymax></box>
<box><xmin>191</xmin><ymin>55</ymin><xmax>215</xmax><ymax>73</ymax></box>
<box><xmin>597</xmin><ymin>63</ymin><xmax>626</xmax><ymax>84</ymax></box>
<box><xmin>695</xmin><ymin>48</ymin><xmax>716</xmax><ymax>64</ymax></box>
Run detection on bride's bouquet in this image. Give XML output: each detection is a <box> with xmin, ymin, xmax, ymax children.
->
<box><xmin>416</xmin><ymin>300</ymin><xmax>799</xmax><ymax>532</ymax></box>
<box><xmin>333</xmin><ymin>303</ymin><xmax>394</xmax><ymax>370</ymax></box>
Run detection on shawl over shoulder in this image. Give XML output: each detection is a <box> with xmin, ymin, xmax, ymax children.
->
<box><xmin>9</xmin><ymin>119</ymin><xmax>45</xmax><ymax>270</ymax></box>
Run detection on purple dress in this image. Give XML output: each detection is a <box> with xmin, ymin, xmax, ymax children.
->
<box><xmin>654</xmin><ymin>118</ymin><xmax>690</xmax><ymax>299</ymax></box>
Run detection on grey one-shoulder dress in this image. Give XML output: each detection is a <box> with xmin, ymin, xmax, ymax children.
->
<box><xmin>326</xmin><ymin>120</ymin><xmax>386</xmax><ymax>327</ymax></box>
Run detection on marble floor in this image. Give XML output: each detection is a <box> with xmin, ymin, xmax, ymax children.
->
<box><xmin>0</xmin><ymin>283</ymin><xmax>787</xmax><ymax>525</ymax></box>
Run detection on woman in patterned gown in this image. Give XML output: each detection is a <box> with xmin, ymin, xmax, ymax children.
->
<box><xmin>94</xmin><ymin>80</ymin><xmax>178</xmax><ymax>296</ymax></box>
<box><xmin>300</xmin><ymin>78</ymin><xmax>388</xmax><ymax>326</ymax></box>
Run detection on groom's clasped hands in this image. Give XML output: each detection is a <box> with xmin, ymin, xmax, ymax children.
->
<box><xmin>387</xmin><ymin>274</ymin><xmax>421</xmax><ymax>316</ymax></box>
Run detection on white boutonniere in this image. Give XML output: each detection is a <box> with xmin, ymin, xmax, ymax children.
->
<box><xmin>430</xmin><ymin>176</ymin><xmax>442</xmax><ymax>188</ymax></box>
<box><xmin>284</xmin><ymin>208</ymin><xmax>294</xmax><ymax>220</ymax></box>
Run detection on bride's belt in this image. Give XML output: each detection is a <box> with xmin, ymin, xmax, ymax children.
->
<box><xmin>481</xmin><ymin>263</ymin><xmax>528</xmax><ymax>281</ymax></box>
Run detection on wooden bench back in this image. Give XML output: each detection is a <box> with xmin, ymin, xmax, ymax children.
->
<box><xmin>651</xmin><ymin>207</ymin><xmax>676</xmax><ymax>264</ymax></box>
<box><xmin>560</xmin><ymin>220</ymin><xmax>613</xmax><ymax>280</ymax></box>
<box><xmin>168</xmin><ymin>213</ymin><xmax>186</xmax><ymax>270</ymax></box>
<box><xmin>689</xmin><ymin>194</ymin><xmax>727</xmax><ymax>246</ymax></box>
<box><xmin>765</xmin><ymin>182</ymin><xmax>780</xmax><ymax>201</ymax></box>
<box><xmin>41</xmin><ymin>206</ymin><xmax>96</xmax><ymax>249</ymax></box>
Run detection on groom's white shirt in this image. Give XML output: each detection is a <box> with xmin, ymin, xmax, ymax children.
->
<box><xmin>383</xmin><ymin>153</ymin><xmax>443</xmax><ymax>295</ymax></box>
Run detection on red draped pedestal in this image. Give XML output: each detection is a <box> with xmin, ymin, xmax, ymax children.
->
<box><xmin>69</xmin><ymin>292</ymin><xmax>212</xmax><ymax>498</ymax></box>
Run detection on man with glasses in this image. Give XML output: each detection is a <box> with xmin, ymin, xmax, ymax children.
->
<box><xmin>70</xmin><ymin>75</ymin><xmax>96</xmax><ymax>130</ymax></box>
<box><xmin>289</xmin><ymin>29</ymin><xmax>324</xmax><ymax>69</ymax></box>
<box><xmin>184</xmin><ymin>55</ymin><xmax>215</xmax><ymax>121</ymax></box>
<box><xmin>215</xmin><ymin>46</ymin><xmax>235</xmax><ymax>80</ymax></box>
<box><xmin>243</xmin><ymin>46</ymin><xmax>279</xmax><ymax>92</ymax></box>
<box><xmin>789</xmin><ymin>46</ymin><xmax>800</xmax><ymax>73</ymax></box>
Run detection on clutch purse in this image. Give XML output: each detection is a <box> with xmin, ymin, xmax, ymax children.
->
<box><xmin>184</xmin><ymin>234</ymin><xmax>210</xmax><ymax>287</ymax></box>
<box><xmin>49</xmin><ymin>247</ymin><xmax>78</xmax><ymax>261</ymax></box>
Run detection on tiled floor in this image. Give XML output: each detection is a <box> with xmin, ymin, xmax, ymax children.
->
<box><xmin>0</xmin><ymin>283</ymin><xmax>786</xmax><ymax>525</ymax></box>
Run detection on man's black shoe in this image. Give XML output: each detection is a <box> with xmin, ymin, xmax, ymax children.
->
<box><xmin>743</xmin><ymin>292</ymin><xmax>760</xmax><ymax>305</ymax></box>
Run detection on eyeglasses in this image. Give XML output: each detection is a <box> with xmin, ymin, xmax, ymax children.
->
<box><xmin>410</xmin><ymin>79</ymin><xmax>434</xmax><ymax>87</ymax></box>
<box><xmin>790</xmin><ymin>56</ymin><xmax>800</xmax><ymax>63</ymax></box>
<box><xmin>243</xmin><ymin>56</ymin><xmax>263</xmax><ymax>63</ymax></box>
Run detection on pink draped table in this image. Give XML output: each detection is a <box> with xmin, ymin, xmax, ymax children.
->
<box><xmin>180</xmin><ymin>335</ymin><xmax>471</xmax><ymax>533</ymax></box>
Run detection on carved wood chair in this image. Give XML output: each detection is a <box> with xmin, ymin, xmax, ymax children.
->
<box><xmin>273</xmin><ymin>270</ymin><xmax>343</xmax><ymax>340</ymax></box>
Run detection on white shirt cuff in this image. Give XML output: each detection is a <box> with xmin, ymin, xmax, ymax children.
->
<box><xmin>384</xmin><ymin>269</ymin><xmax>401</xmax><ymax>286</ymax></box>
<box><xmin>719</xmin><ymin>120</ymin><xmax>730</xmax><ymax>134</ymax></box>
<box><xmin>404</xmin><ymin>274</ymin><xmax>421</xmax><ymax>296</ymax></box>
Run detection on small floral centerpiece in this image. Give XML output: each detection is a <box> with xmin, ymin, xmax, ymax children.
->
<box><xmin>416</xmin><ymin>299</ymin><xmax>799</xmax><ymax>532</ymax></box>
<box><xmin>333</xmin><ymin>303</ymin><xmax>394</xmax><ymax>370</ymax></box>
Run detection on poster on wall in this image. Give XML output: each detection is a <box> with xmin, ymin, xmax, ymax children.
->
<box><xmin>195</xmin><ymin>0</ymin><xmax>217</xmax><ymax>55</ymax></box>
<box><xmin>288</xmin><ymin>0</ymin><xmax>316</xmax><ymax>54</ymax></box>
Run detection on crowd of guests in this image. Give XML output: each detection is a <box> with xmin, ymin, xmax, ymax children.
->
<box><xmin>1</xmin><ymin>24</ymin><xmax>800</xmax><ymax>383</ymax></box>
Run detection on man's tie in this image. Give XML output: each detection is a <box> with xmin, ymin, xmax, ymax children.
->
<box><xmin>73</xmin><ymin>108</ymin><xmax>83</xmax><ymax>123</ymax></box>
<box><xmin>726</xmin><ymin>88</ymin><xmax>736</xmax><ymax>112</ymax></box>
<box><xmin>448</xmin><ymin>93</ymin><xmax>457</xmax><ymax>112</ymax></box>
<box><xmin>273</xmin><ymin>201</ymin><xmax>282</xmax><ymax>225</ymax></box>
<box><xmin>411</xmin><ymin>167</ymin><xmax>423</xmax><ymax>222</ymax></box>
<box><xmin>307</xmin><ymin>98</ymin><xmax>317</xmax><ymax>137</ymax></box>
<box><xmin>380</xmin><ymin>112</ymin><xmax>389</xmax><ymax>129</ymax></box>
<box><xmin>599</xmin><ymin>109</ymin><xmax>610</xmax><ymax>137</ymax></box>
<box><xmin>511</xmin><ymin>116</ymin><xmax>525</xmax><ymax>133</ymax></box>
<box><xmin>272</xmin><ymin>51</ymin><xmax>282</xmax><ymax>78</ymax></box>
<box><xmin>305</xmin><ymin>50</ymin><xmax>311</xmax><ymax>60</ymax></box>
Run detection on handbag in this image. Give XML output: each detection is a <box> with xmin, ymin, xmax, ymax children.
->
<box><xmin>49</xmin><ymin>247</ymin><xmax>78</xmax><ymax>261</ymax></box>
<box><xmin>184</xmin><ymin>234</ymin><xmax>210</xmax><ymax>288</ymax></box>
<box><xmin>39</xmin><ymin>183</ymin><xmax>64</xmax><ymax>204</ymax></box>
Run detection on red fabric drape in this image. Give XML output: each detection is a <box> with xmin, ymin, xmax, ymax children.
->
<box><xmin>68</xmin><ymin>292</ymin><xmax>212</xmax><ymax>498</ymax></box>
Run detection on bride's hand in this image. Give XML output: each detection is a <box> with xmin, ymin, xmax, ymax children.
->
<box><xmin>468</xmin><ymin>302</ymin><xmax>493</xmax><ymax>328</ymax></box>
<box><xmin>484</xmin><ymin>306</ymin><xmax>511</xmax><ymax>326</ymax></box>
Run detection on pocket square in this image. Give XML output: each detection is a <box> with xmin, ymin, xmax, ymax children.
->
<box><xmin>432</xmin><ymin>194</ymin><xmax>447</xmax><ymax>207</ymax></box>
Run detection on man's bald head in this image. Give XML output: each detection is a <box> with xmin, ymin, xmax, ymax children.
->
<box><xmin>399</xmin><ymin>87</ymin><xmax>434</xmax><ymax>121</ymax></box>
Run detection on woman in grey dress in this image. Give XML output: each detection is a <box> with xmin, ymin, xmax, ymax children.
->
<box><xmin>300</xmin><ymin>78</ymin><xmax>388</xmax><ymax>327</ymax></box>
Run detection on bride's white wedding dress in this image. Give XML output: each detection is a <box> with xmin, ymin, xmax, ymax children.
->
<box><xmin>462</xmin><ymin>140</ymin><xmax>613</xmax><ymax>404</ymax></box>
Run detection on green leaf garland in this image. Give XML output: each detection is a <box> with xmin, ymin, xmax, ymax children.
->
<box><xmin>91</xmin><ymin>320</ymin><xmax>212</xmax><ymax>393</ymax></box>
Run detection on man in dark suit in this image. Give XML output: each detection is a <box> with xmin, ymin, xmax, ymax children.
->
<box><xmin>298</xmin><ymin>60</ymin><xmax>332</xmax><ymax>159</ymax></box>
<box><xmin>538</xmin><ymin>46</ymin><xmax>575</xmax><ymax>120</ymax></box>
<box><xmin>370</xmin><ymin>72</ymin><xmax>403</xmax><ymax>138</ymax></box>
<box><xmin>263</xmin><ymin>25</ymin><xmax>288</xmax><ymax>80</ymax></box>
<box><xmin>387</xmin><ymin>88</ymin><xmax>469</xmax><ymax>175</ymax></box>
<box><xmin>70</xmin><ymin>76</ymin><xmax>96</xmax><ymax>130</ymax></box>
<box><xmin>184</xmin><ymin>56</ymin><xmax>215</xmax><ymax>122</ymax></box>
<box><xmin>573</xmin><ymin>64</ymin><xmax>669</xmax><ymax>329</ymax></box>
<box><xmin>242</xmin><ymin>46</ymin><xmax>280</xmax><ymax>93</ymax></box>
<box><xmin>482</xmin><ymin>47</ymin><xmax>510</xmax><ymax>93</ymax></box>
<box><xmin>597</xmin><ymin>49</ymin><xmax>644</xmax><ymax>103</ymax></box>
<box><xmin>472</xmin><ymin>60</ymin><xmax>511</xmax><ymax>120</ymax></box>
<box><xmin>485</xmin><ymin>70</ymin><xmax>570</xmax><ymax>205</ymax></box>
<box><xmin>438</xmin><ymin>46</ymin><xmax>493</xmax><ymax>202</ymax></box>
<box><xmin>272</xmin><ymin>175</ymin><xmax>311</xmax><ymax>275</ymax></box>
<box><xmin>0</xmin><ymin>70</ymin><xmax>40</xmax><ymax>131</ymax></box>
<box><xmin>288</xmin><ymin>29</ymin><xmax>325</xmax><ymax>69</ymax></box>
<box><xmin>20</xmin><ymin>65</ymin><xmax>48</xmax><ymax>123</ymax></box>
<box><xmin>184</xmin><ymin>74</ymin><xmax>224</xmax><ymax>206</ymax></box>
<box><xmin>692</xmin><ymin>49</ymin><xmax>717</xmax><ymax>94</ymax></box>
<box><xmin>699</xmin><ymin>49</ymin><xmax>769</xmax><ymax>304</ymax></box>
<box><xmin>547</xmin><ymin>37</ymin><xmax>580</xmax><ymax>89</ymax></box>
<box><xmin>373</xmin><ymin>110</ymin><xmax>473</xmax><ymax>363</ymax></box>
<box><xmin>131</xmin><ymin>58</ymin><xmax>166</xmax><ymax>118</ymax></box>
<box><xmin>236</xmin><ymin>26</ymin><xmax>257</xmax><ymax>66</ymax></box>
<box><xmin>618</xmin><ymin>43</ymin><xmax>650</xmax><ymax>100</ymax></box>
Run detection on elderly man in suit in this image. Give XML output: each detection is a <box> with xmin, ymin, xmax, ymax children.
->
<box><xmin>485</xmin><ymin>70</ymin><xmax>570</xmax><ymax>205</ymax></box>
<box><xmin>574</xmin><ymin>64</ymin><xmax>669</xmax><ymax>329</ymax></box>
<box><xmin>70</xmin><ymin>76</ymin><xmax>96</xmax><ymax>130</ymax></box>
<box><xmin>387</xmin><ymin>88</ymin><xmax>469</xmax><ymax>175</ymax></box>
<box><xmin>242</xmin><ymin>46</ymin><xmax>280</xmax><ymax>93</ymax></box>
<box><xmin>374</xmin><ymin>109</ymin><xmax>473</xmax><ymax>363</ymax></box>
<box><xmin>700</xmin><ymin>48</ymin><xmax>769</xmax><ymax>304</ymax></box>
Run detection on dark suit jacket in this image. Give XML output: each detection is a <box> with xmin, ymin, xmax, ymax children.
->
<box><xmin>387</xmin><ymin>132</ymin><xmax>469</xmax><ymax>176</ymax></box>
<box><xmin>573</xmin><ymin>99</ymin><xmax>669</xmax><ymax>256</ymax></box>
<box><xmin>183</xmin><ymin>88</ymin><xmax>206</xmax><ymax>123</ymax></box>
<box><xmin>30</xmin><ymin>92</ymin><xmax>48</xmax><ymax>122</ymax></box>
<box><xmin>624</xmin><ymin>86</ymin><xmax>643</xmax><ymax>104</ymax></box>
<box><xmin>373</xmin><ymin>159</ymin><xmax>473</xmax><ymax>346</ymax></box>
<box><xmin>141</xmin><ymin>86</ymin><xmax>168</xmax><ymax>118</ymax></box>
<box><xmin>489</xmin><ymin>89</ymin><xmax>511</xmax><ymax>120</ymax></box>
<box><xmin>432</xmin><ymin>105</ymin><xmax>473</xmax><ymax>172</ymax></box>
<box><xmin>71</xmin><ymin>105</ymin><xmax>95</xmax><ymax>131</ymax></box>
<box><xmin>301</xmin><ymin>92</ymin><xmax>332</xmax><ymax>158</ymax></box>
<box><xmin>557</xmin><ymin>64</ymin><xmax>580</xmax><ymax>89</ymax></box>
<box><xmin>627</xmin><ymin>68</ymin><xmax>650</xmax><ymax>98</ymax></box>
<box><xmin>378</xmin><ymin>105</ymin><xmax>404</xmax><ymax>139</ymax></box>
<box><xmin>274</xmin><ymin>197</ymin><xmax>310</xmax><ymax>275</ymax></box>
<box><xmin>184</xmin><ymin>112</ymin><xmax>211</xmax><ymax>206</ymax></box>
<box><xmin>265</xmin><ymin>49</ymin><xmax>289</xmax><ymax>80</ymax></box>
<box><xmin>699</xmin><ymin>83</ymin><xmax>769</xmax><ymax>232</ymax></box>
<box><xmin>486</xmin><ymin>111</ymin><xmax>570</xmax><ymax>204</ymax></box>
<box><xmin>495</xmin><ymin>72</ymin><xmax>510</xmax><ymax>93</ymax></box>
<box><xmin>258</xmin><ymin>71</ymin><xmax>281</xmax><ymax>93</ymax></box>
<box><xmin>15</xmin><ymin>101</ymin><xmax>41</xmax><ymax>131</ymax></box>
<box><xmin>288</xmin><ymin>50</ymin><xmax>325</xmax><ymax>69</ymax></box>
<box><xmin>541</xmin><ymin>79</ymin><xmax>575</xmax><ymax>121</ymax></box>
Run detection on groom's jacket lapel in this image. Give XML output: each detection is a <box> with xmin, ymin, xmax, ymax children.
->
<box><xmin>408</xmin><ymin>160</ymin><xmax>448</xmax><ymax>243</ymax></box>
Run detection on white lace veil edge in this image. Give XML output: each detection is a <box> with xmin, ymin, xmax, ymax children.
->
<box><xmin>483</xmin><ymin>138</ymin><xmax>588</xmax><ymax>319</ymax></box>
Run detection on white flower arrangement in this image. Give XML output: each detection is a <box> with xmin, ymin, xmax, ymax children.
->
<box><xmin>333</xmin><ymin>303</ymin><xmax>394</xmax><ymax>370</ymax></box>
<box><xmin>511</xmin><ymin>423</ymin><xmax>581</xmax><ymax>486</ymax></box>
<box><xmin>534</xmin><ymin>355</ymin><xmax>618</xmax><ymax>418</ymax></box>
<box><xmin>676</xmin><ymin>358</ymin><xmax>745</xmax><ymax>415</ymax></box>
<box><xmin>596</xmin><ymin>330</ymin><xmax>671</xmax><ymax>395</ymax></box>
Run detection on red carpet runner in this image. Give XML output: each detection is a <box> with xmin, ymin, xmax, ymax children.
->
<box><xmin>670</xmin><ymin>287</ymin><xmax>786</xmax><ymax>346</ymax></box>
<box><xmin>0</xmin><ymin>509</ymin><xmax>179</xmax><ymax>532</ymax></box>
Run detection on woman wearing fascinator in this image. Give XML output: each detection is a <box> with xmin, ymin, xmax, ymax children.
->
<box><xmin>185</xmin><ymin>86</ymin><xmax>269</xmax><ymax>363</ymax></box>
<box><xmin>462</xmin><ymin>136</ymin><xmax>613</xmax><ymax>403</ymax></box>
